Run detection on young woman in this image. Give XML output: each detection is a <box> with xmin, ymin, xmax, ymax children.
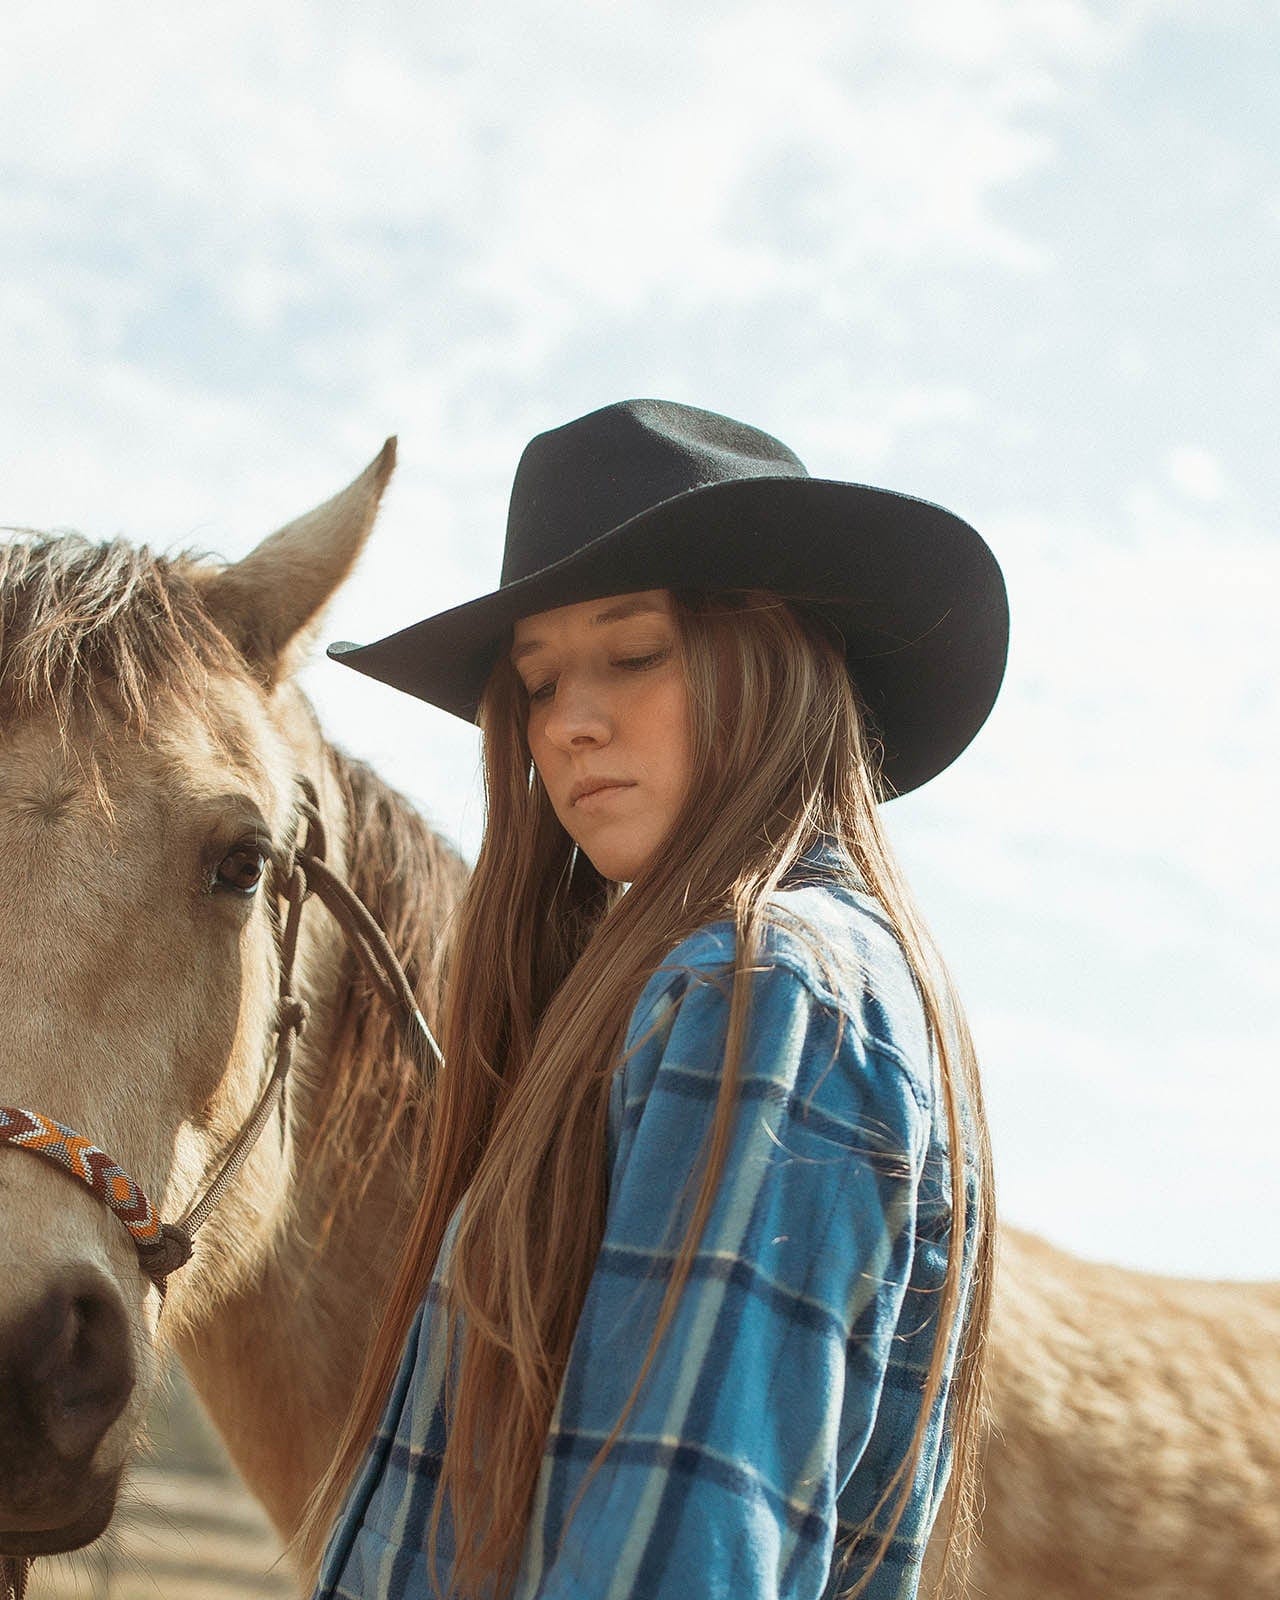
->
<box><xmin>301</xmin><ymin>399</ymin><xmax>1007</xmax><ymax>1600</ymax></box>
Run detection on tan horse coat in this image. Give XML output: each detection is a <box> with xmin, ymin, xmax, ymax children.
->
<box><xmin>926</xmin><ymin>1229</ymin><xmax>1280</xmax><ymax>1597</ymax></box>
<box><xmin>1</xmin><ymin>449</ymin><xmax>1276</xmax><ymax>1596</ymax></box>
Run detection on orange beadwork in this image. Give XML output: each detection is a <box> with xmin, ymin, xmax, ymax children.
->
<box><xmin>0</xmin><ymin>1107</ymin><xmax>161</xmax><ymax>1244</ymax></box>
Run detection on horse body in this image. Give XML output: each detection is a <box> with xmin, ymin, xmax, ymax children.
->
<box><xmin>949</xmin><ymin>1228</ymin><xmax>1280</xmax><ymax>1598</ymax></box>
<box><xmin>1</xmin><ymin>451</ymin><xmax>1276</xmax><ymax>1595</ymax></box>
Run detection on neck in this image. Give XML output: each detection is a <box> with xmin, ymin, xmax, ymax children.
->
<box><xmin>171</xmin><ymin>1097</ymin><xmax>421</xmax><ymax>1535</ymax></box>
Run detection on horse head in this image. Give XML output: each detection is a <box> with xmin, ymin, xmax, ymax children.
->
<box><xmin>0</xmin><ymin>443</ymin><xmax>399</xmax><ymax>1560</ymax></box>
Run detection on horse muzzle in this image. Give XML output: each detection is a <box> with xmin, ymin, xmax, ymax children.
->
<box><xmin>0</xmin><ymin>1264</ymin><xmax>133</xmax><ymax>1553</ymax></box>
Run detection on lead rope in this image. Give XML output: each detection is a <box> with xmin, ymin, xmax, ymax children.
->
<box><xmin>0</xmin><ymin>778</ymin><xmax>443</xmax><ymax>1595</ymax></box>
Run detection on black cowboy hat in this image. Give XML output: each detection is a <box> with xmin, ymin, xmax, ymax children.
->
<box><xmin>328</xmin><ymin>398</ymin><xmax>1009</xmax><ymax>798</ymax></box>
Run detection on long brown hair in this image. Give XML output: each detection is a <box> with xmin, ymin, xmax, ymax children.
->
<box><xmin>298</xmin><ymin>590</ymin><xmax>995</xmax><ymax>1599</ymax></box>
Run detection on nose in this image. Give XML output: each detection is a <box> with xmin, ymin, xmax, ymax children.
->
<box><xmin>543</xmin><ymin>675</ymin><xmax>612</xmax><ymax>750</ymax></box>
<box><xmin>0</xmin><ymin>1268</ymin><xmax>133</xmax><ymax>1492</ymax></box>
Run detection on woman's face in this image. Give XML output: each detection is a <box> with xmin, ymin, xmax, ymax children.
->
<box><xmin>511</xmin><ymin>588</ymin><xmax>692</xmax><ymax>883</ymax></box>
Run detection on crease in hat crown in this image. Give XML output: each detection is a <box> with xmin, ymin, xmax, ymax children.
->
<box><xmin>500</xmin><ymin>399</ymin><xmax>813</xmax><ymax>587</ymax></box>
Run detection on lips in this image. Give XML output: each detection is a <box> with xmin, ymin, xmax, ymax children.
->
<box><xmin>569</xmin><ymin>777</ymin><xmax>634</xmax><ymax>806</ymax></box>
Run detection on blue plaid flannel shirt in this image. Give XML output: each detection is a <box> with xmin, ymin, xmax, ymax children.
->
<box><xmin>313</xmin><ymin>844</ymin><xmax>978</xmax><ymax>1599</ymax></box>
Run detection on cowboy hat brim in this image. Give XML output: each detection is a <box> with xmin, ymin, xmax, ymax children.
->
<box><xmin>327</xmin><ymin>474</ymin><xmax>1008</xmax><ymax>798</ymax></box>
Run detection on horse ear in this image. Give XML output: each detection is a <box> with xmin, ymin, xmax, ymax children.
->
<box><xmin>199</xmin><ymin>438</ymin><xmax>397</xmax><ymax>684</ymax></box>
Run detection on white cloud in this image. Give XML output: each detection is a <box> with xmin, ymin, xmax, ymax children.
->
<box><xmin>977</xmin><ymin>1004</ymin><xmax>1278</xmax><ymax>1278</ymax></box>
<box><xmin>1167</xmin><ymin>445</ymin><xmax>1227</xmax><ymax>501</ymax></box>
<box><xmin>911</xmin><ymin>495</ymin><xmax>1280</xmax><ymax>893</ymax></box>
<box><xmin>0</xmin><ymin>0</ymin><xmax>1120</xmax><ymax>602</ymax></box>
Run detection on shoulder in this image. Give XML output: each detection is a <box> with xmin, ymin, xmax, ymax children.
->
<box><xmin>624</xmin><ymin>871</ymin><xmax>932</xmax><ymax>1115</ymax></box>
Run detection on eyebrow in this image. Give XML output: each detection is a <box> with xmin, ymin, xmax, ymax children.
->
<box><xmin>509</xmin><ymin>599</ymin><xmax>667</xmax><ymax>665</ymax></box>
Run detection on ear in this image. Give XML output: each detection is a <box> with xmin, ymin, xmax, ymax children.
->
<box><xmin>199</xmin><ymin>438</ymin><xmax>397</xmax><ymax>685</ymax></box>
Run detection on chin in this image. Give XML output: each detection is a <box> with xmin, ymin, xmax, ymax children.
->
<box><xmin>0</xmin><ymin>1479</ymin><xmax>119</xmax><ymax>1559</ymax></box>
<box><xmin>581</xmin><ymin>851</ymin><xmax>643</xmax><ymax>884</ymax></box>
<box><xmin>573</xmin><ymin>833</ymin><xmax>657</xmax><ymax>886</ymax></box>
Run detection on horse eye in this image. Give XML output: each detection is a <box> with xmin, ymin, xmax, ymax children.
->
<box><xmin>215</xmin><ymin>845</ymin><xmax>268</xmax><ymax>895</ymax></box>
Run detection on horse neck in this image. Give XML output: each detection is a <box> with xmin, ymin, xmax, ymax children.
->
<box><xmin>172</xmin><ymin>746</ymin><xmax>465</xmax><ymax>1544</ymax></box>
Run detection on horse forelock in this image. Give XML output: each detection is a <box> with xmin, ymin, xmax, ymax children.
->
<box><xmin>0</xmin><ymin>531</ymin><xmax>249</xmax><ymax>732</ymax></box>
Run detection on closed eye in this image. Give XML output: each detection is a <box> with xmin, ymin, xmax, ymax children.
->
<box><xmin>524</xmin><ymin>648</ymin><xmax>671</xmax><ymax>704</ymax></box>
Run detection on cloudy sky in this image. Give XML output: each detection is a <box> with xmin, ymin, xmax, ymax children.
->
<box><xmin>2</xmin><ymin>0</ymin><xmax>1276</xmax><ymax>1279</ymax></box>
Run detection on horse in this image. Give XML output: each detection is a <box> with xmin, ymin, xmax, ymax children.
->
<box><xmin>1</xmin><ymin>448</ymin><xmax>1276</xmax><ymax>1598</ymax></box>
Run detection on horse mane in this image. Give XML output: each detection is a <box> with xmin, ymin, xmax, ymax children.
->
<box><xmin>307</xmin><ymin>750</ymin><xmax>468</xmax><ymax>1223</ymax></box>
<box><xmin>0</xmin><ymin>527</ymin><xmax>469</xmax><ymax>1220</ymax></box>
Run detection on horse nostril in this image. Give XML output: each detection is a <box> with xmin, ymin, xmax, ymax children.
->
<box><xmin>9</xmin><ymin>1271</ymin><xmax>135</xmax><ymax>1463</ymax></box>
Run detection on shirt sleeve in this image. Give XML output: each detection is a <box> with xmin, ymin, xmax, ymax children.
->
<box><xmin>513</xmin><ymin>940</ymin><xmax>931</xmax><ymax>1600</ymax></box>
